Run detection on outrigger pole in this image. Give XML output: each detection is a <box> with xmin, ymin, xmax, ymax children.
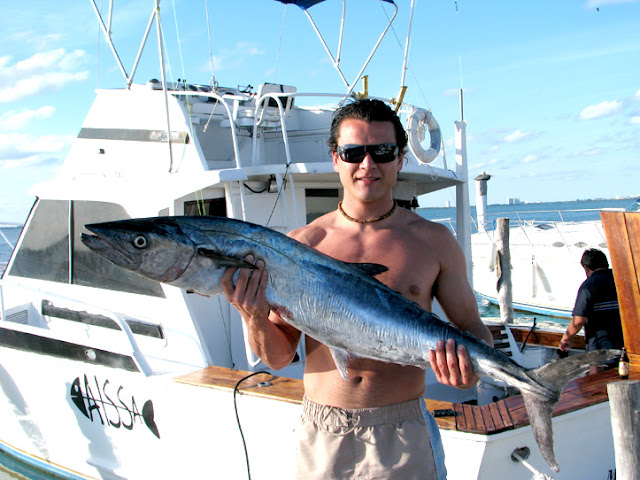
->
<box><xmin>89</xmin><ymin>0</ymin><xmax>175</xmax><ymax>172</ymax></box>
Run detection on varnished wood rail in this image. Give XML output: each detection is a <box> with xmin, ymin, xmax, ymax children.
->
<box><xmin>176</xmin><ymin>362</ymin><xmax>638</xmax><ymax>435</ymax></box>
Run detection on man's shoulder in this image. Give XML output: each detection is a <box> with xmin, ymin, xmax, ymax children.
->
<box><xmin>288</xmin><ymin>211</ymin><xmax>337</xmax><ymax>247</ymax></box>
<box><xmin>399</xmin><ymin>209</ymin><xmax>455</xmax><ymax>239</ymax></box>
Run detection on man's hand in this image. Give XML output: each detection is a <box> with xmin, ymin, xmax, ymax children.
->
<box><xmin>559</xmin><ymin>334</ymin><xmax>572</xmax><ymax>352</ymax></box>
<box><xmin>428</xmin><ymin>339</ymin><xmax>479</xmax><ymax>389</ymax></box>
<box><xmin>220</xmin><ymin>255</ymin><xmax>270</xmax><ymax>326</ymax></box>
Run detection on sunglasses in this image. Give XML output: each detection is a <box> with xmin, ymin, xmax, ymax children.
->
<box><xmin>337</xmin><ymin>143</ymin><xmax>399</xmax><ymax>164</ymax></box>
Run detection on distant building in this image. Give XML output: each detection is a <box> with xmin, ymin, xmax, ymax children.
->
<box><xmin>508</xmin><ymin>198</ymin><xmax>522</xmax><ymax>205</ymax></box>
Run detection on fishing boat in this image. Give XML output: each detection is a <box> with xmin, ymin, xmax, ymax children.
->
<box><xmin>0</xmin><ymin>1</ymin><xmax>632</xmax><ymax>479</ymax></box>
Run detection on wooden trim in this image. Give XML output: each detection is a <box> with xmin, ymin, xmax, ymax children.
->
<box><xmin>488</xmin><ymin>324</ymin><xmax>586</xmax><ymax>351</ymax></box>
<box><xmin>601</xmin><ymin>211</ymin><xmax>640</xmax><ymax>355</ymax></box>
<box><xmin>175</xmin><ymin>364</ymin><xmax>638</xmax><ymax>437</ymax></box>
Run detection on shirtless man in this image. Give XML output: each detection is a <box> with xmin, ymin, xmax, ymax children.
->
<box><xmin>221</xmin><ymin>99</ymin><xmax>492</xmax><ymax>479</ymax></box>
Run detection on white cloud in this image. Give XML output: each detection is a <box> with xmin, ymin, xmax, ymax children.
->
<box><xmin>207</xmin><ymin>42</ymin><xmax>264</xmax><ymax>72</ymax></box>
<box><xmin>522</xmin><ymin>154</ymin><xmax>539</xmax><ymax>163</ymax></box>
<box><xmin>631</xmin><ymin>116</ymin><xmax>640</xmax><ymax>125</ymax></box>
<box><xmin>504</xmin><ymin>130</ymin><xmax>532</xmax><ymax>143</ymax></box>
<box><xmin>0</xmin><ymin>106</ymin><xmax>55</xmax><ymax>130</ymax></box>
<box><xmin>579</xmin><ymin>100</ymin><xmax>622</xmax><ymax>120</ymax></box>
<box><xmin>0</xmin><ymin>49</ymin><xmax>89</xmax><ymax>103</ymax></box>
<box><xmin>0</xmin><ymin>132</ymin><xmax>70</xmax><ymax>169</ymax></box>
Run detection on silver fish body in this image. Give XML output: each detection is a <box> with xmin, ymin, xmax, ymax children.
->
<box><xmin>82</xmin><ymin>216</ymin><xmax>620</xmax><ymax>473</ymax></box>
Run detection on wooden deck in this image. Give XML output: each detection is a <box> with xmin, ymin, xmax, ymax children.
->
<box><xmin>176</xmin><ymin>361</ymin><xmax>638</xmax><ymax>436</ymax></box>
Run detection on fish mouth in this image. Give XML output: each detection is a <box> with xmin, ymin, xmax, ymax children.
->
<box><xmin>81</xmin><ymin>231</ymin><xmax>140</xmax><ymax>269</ymax></box>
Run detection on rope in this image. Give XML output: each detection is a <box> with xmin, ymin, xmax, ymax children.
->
<box><xmin>273</xmin><ymin>4</ymin><xmax>288</xmax><ymax>82</ymax></box>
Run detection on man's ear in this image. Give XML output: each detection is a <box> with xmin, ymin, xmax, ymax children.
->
<box><xmin>332</xmin><ymin>151</ymin><xmax>340</xmax><ymax>172</ymax></box>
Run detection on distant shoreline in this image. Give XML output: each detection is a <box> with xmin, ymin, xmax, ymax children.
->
<box><xmin>419</xmin><ymin>196</ymin><xmax>638</xmax><ymax>210</ymax></box>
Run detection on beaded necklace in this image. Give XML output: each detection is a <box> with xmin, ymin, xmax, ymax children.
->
<box><xmin>337</xmin><ymin>201</ymin><xmax>396</xmax><ymax>224</ymax></box>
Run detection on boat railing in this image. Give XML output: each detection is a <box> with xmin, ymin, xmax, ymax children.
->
<box><xmin>431</xmin><ymin>208</ymin><xmax>612</xmax><ymax>249</ymax></box>
<box><xmin>165</xmin><ymin>85</ymin><xmax>445</xmax><ymax>172</ymax></box>
<box><xmin>1</xmin><ymin>293</ymin><xmax>153</xmax><ymax>376</ymax></box>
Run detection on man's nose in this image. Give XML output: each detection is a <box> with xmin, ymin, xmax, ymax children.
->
<box><xmin>359</xmin><ymin>152</ymin><xmax>376</xmax><ymax>168</ymax></box>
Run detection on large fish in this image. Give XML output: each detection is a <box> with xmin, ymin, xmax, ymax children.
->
<box><xmin>81</xmin><ymin>216</ymin><xmax>619</xmax><ymax>473</ymax></box>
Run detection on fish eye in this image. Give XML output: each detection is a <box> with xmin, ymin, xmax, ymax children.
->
<box><xmin>132</xmin><ymin>235</ymin><xmax>149</xmax><ymax>249</ymax></box>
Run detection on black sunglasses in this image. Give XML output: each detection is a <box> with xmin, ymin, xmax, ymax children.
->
<box><xmin>337</xmin><ymin>143</ymin><xmax>399</xmax><ymax>164</ymax></box>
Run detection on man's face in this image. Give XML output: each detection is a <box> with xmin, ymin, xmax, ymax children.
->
<box><xmin>332</xmin><ymin>118</ymin><xmax>403</xmax><ymax>203</ymax></box>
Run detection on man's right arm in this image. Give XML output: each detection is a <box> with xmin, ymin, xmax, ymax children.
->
<box><xmin>220</xmin><ymin>256</ymin><xmax>301</xmax><ymax>370</ymax></box>
<box><xmin>559</xmin><ymin>316</ymin><xmax>587</xmax><ymax>352</ymax></box>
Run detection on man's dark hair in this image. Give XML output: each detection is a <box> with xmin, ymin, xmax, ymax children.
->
<box><xmin>580</xmin><ymin>248</ymin><xmax>609</xmax><ymax>270</ymax></box>
<box><xmin>327</xmin><ymin>99</ymin><xmax>408</xmax><ymax>154</ymax></box>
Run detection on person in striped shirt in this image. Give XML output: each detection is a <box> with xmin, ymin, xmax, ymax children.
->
<box><xmin>559</xmin><ymin>248</ymin><xmax>624</xmax><ymax>371</ymax></box>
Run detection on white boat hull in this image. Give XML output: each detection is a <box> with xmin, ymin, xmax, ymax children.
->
<box><xmin>472</xmin><ymin>220</ymin><xmax>610</xmax><ymax>318</ymax></box>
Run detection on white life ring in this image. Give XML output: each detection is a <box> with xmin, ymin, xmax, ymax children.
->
<box><xmin>406</xmin><ymin>107</ymin><xmax>441</xmax><ymax>164</ymax></box>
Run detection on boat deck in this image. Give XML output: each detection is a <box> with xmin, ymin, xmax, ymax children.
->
<box><xmin>176</xmin><ymin>362</ymin><xmax>638</xmax><ymax>436</ymax></box>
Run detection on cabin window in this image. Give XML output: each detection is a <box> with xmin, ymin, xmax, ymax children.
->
<box><xmin>72</xmin><ymin>201</ymin><xmax>165</xmax><ymax>297</ymax></box>
<box><xmin>9</xmin><ymin>200</ymin><xmax>70</xmax><ymax>282</ymax></box>
<box><xmin>183</xmin><ymin>198</ymin><xmax>226</xmax><ymax>217</ymax></box>
<box><xmin>9</xmin><ymin>199</ymin><xmax>165</xmax><ymax>298</ymax></box>
<box><xmin>305</xmin><ymin>189</ymin><xmax>340</xmax><ymax>223</ymax></box>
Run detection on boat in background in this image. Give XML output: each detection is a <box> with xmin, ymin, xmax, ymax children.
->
<box><xmin>0</xmin><ymin>1</ymin><xmax>627</xmax><ymax>479</ymax></box>
<box><xmin>471</xmin><ymin>208</ymin><xmax>613</xmax><ymax>318</ymax></box>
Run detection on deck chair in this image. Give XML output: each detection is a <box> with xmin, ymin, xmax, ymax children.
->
<box><xmin>477</xmin><ymin>324</ymin><xmax>528</xmax><ymax>405</ymax></box>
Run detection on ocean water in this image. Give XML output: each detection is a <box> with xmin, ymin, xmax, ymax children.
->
<box><xmin>417</xmin><ymin>197</ymin><xmax>635</xmax><ymax>235</ymax></box>
<box><xmin>0</xmin><ymin>226</ymin><xmax>21</xmax><ymax>268</ymax></box>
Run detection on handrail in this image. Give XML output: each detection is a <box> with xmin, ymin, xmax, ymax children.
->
<box><xmin>97</xmin><ymin>308</ymin><xmax>153</xmax><ymax>376</ymax></box>
<box><xmin>251</xmin><ymin>93</ymin><xmax>292</xmax><ymax>167</ymax></box>
<box><xmin>16</xmin><ymin>295</ymin><xmax>154</xmax><ymax>376</ymax></box>
<box><xmin>171</xmin><ymin>89</ymin><xmax>243</xmax><ymax>168</ymax></box>
<box><xmin>167</xmin><ymin>87</ymin><xmax>446</xmax><ymax>171</ymax></box>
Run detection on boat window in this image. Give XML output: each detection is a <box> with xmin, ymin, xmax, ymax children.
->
<box><xmin>9</xmin><ymin>199</ymin><xmax>70</xmax><ymax>282</ymax></box>
<box><xmin>8</xmin><ymin>199</ymin><xmax>164</xmax><ymax>297</ymax></box>
<box><xmin>73</xmin><ymin>201</ymin><xmax>165</xmax><ymax>297</ymax></box>
<box><xmin>184</xmin><ymin>198</ymin><xmax>226</xmax><ymax>217</ymax></box>
<box><xmin>305</xmin><ymin>189</ymin><xmax>340</xmax><ymax>223</ymax></box>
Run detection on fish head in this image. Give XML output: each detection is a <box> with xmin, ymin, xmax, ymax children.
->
<box><xmin>81</xmin><ymin>217</ymin><xmax>196</xmax><ymax>283</ymax></box>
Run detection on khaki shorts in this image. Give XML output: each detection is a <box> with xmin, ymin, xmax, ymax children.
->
<box><xmin>295</xmin><ymin>397</ymin><xmax>447</xmax><ymax>480</ymax></box>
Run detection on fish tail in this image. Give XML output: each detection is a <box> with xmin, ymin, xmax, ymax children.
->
<box><xmin>521</xmin><ymin>348</ymin><xmax>622</xmax><ymax>473</ymax></box>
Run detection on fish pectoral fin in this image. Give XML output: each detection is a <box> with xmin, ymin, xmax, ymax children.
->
<box><xmin>329</xmin><ymin>348</ymin><xmax>353</xmax><ymax>381</ymax></box>
<box><xmin>346</xmin><ymin>262</ymin><xmax>389</xmax><ymax>277</ymax></box>
<box><xmin>197</xmin><ymin>247</ymin><xmax>257</xmax><ymax>269</ymax></box>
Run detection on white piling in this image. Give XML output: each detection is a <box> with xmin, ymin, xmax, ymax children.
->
<box><xmin>495</xmin><ymin>218</ymin><xmax>513</xmax><ymax>324</ymax></box>
<box><xmin>607</xmin><ymin>379</ymin><xmax>640</xmax><ymax>480</ymax></box>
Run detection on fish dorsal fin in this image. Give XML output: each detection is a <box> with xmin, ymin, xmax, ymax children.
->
<box><xmin>346</xmin><ymin>262</ymin><xmax>389</xmax><ymax>277</ymax></box>
<box><xmin>197</xmin><ymin>247</ymin><xmax>257</xmax><ymax>269</ymax></box>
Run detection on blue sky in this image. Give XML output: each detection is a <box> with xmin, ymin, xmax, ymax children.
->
<box><xmin>1</xmin><ymin>0</ymin><xmax>639</xmax><ymax>223</ymax></box>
